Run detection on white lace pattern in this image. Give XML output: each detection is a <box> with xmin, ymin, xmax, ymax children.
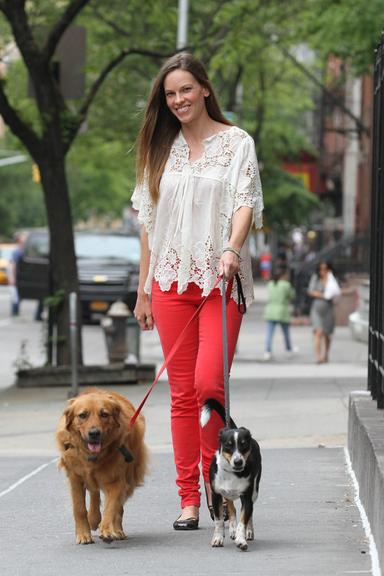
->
<box><xmin>131</xmin><ymin>126</ymin><xmax>263</xmax><ymax>305</ymax></box>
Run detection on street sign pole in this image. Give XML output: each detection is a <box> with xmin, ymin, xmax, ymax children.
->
<box><xmin>177</xmin><ymin>0</ymin><xmax>189</xmax><ymax>50</ymax></box>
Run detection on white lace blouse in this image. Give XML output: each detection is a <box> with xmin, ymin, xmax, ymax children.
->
<box><xmin>131</xmin><ymin>125</ymin><xmax>263</xmax><ymax>306</ymax></box>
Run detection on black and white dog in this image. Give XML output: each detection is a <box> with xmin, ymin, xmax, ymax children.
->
<box><xmin>201</xmin><ymin>399</ymin><xmax>262</xmax><ymax>551</ymax></box>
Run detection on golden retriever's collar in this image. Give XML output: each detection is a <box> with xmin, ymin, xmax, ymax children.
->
<box><xmin>119</xmin><ymin>445</ymin><xmax>134</xmax><ymax>463</ymax></box>
<box><xmin>85</xmin><ymin>445</ymin><xmax>134</xmax><ymax>464</ymax></box>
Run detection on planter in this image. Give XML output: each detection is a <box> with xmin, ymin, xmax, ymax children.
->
<box><xmin>16</xmin><ymin>362</ymin><xmax>156</xmax><ymax>388</ymax></box>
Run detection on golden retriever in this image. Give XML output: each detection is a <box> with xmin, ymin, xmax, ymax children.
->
<box><xmin>56</xmin><ymin>388</ymin><xmax>148</xmax><ymax>544</ymax></box>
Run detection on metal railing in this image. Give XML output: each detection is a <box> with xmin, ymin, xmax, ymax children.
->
<box><xmin>368</xmin><ymin>34</ymin><xmax>384</xmax><ymax>409</ymax></box>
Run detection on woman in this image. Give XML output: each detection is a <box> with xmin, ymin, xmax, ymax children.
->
<box><xmin>263</xmin><ymin>266</ymin><xmax>295</xmax><ymax>361</ymax></box>
<box><xmin>132</xmin><ymin>53</ymin><xmax>263</xmax><ymax>530</ymax></box>
<box><xmin>307</xmin><ymin>261</ymin><xmax>340</xmax><ymax>364</ymax></box>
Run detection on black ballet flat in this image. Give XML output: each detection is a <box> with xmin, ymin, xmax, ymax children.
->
<box><xmin>173</xmin><ymin>516</ymin><xmax>199</xmax><ymax>530</ymax></box>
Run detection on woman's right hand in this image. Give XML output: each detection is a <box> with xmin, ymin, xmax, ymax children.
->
<box><xmin>134</xmin><ymin>293</ymin><xmax>154</xmax><ymax>331</ymax></box>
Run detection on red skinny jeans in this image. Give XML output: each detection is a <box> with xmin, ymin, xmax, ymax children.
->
<box><xmin>151</xmin><ymin>281</ymin><xmax>243</xmax><ymax>508</ymax></box>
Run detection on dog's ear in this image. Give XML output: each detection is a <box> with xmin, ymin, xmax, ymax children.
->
<box><xmin>219</xmin><ymin>428</ymin><xmax>227</xmax><ymax>442</ymax></box>
<box><xmin>64</xmin><ymin>399</ymin><xmax>76</xmax><ymax>431</ymax></box>
<box><xmin>107</xmin><ymin>397</ymin><xmax>121</xmax><ymax>427</ymax></box>
<box><xmin>112</xmin><ymin>405</ymin><xmax>121</xmax><ymax>427</ymax></box>
<box><xmin>238</xmin><ymin>428</ymin><xmax>252</xmax><ymax>445</ymax></box>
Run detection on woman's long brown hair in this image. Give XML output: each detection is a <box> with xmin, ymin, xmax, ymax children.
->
<box><xmin>136</xmin><ymin>52</ymin><xmax>231</xmax><ymax>203</ymax></box>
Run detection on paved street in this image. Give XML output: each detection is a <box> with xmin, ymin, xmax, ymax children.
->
<box><xmin>0</xmin><ymin>285</ymin><xmax>376</xmax><ymax>575</ymax></box>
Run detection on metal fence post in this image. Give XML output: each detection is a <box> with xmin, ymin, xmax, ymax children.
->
<box><xmin>368</xmin><ymin>33</ymin><xmax>384</xmax><ymax>409</ymax></box>
<box><xmin>69</xmin><ymin>292</ymin><xmax>79</xmax><ymax>398</ymax></box>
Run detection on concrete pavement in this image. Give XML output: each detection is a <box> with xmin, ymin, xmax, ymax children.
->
<box><xmin>0</xmin><ymin>284</ymin><xmax>378</xmax><ymax>575</ymax></box>
<box><xmin>0</xmin><ymin>449</ymin><xmax>371</xmax><ymax>576</ymax></box>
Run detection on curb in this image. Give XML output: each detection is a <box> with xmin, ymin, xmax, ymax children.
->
<box><xmin>348</xmin><ymin>392</ymin><xmax>384</xmax><ymax>573</ymax></box>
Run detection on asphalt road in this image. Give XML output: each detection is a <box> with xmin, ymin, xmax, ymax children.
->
<box><xmin>0</xmin><ymin>449</ymin><xmax>371</xmax><ymax>576</ymax></box>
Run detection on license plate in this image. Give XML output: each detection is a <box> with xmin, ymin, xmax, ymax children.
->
<box><xmin>90</xmin><ymin>301</ymin><xmax>109</xmax><ymax>312</ymax></box>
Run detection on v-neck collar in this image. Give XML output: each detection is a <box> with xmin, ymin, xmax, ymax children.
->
<box><xmin>173</xmin><ymin>125</ymin><xmax>236</xmax><ymax>164</ymax></box>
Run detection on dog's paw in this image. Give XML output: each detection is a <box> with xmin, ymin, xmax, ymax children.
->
<box><xmin>113</xmin><ymin>529</ymin><xmax>127</xmax><ymax>541</ymax></box>
<box><xmin>235</xmin><ymin>537</ymin><xmax>248</xmax><ymax>551</ymax></box>
<box><xmin>211</xmin><ymin>533</ymin><xmax>224</xmax><ymax>547</ymax></box>
<box><xmin>229</xmin><ymin>520</ymin><xmax>237</xmax><ymax>540</ymax></box>
<box><xmin>246</xmin><ymin>526</ymin><xmax>254</xmax><ymax>541</ymax></box>
<box><xmin>99</xmin><ymin>525</ymin><xmax>126</xmax><ymax>542</ymax></box>
<box><xmin>235</xmin><ymin>524</ymin><xmax>248</xmax><ymax>550</ymax></box>
<box><xmin>76</xmin><ymin>531</ymin><xmax>94</xmax><ymax>545</ymax></box>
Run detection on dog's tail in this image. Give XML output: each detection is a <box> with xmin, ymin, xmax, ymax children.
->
<box><xmin>200</xmin><ymin>398</ymin><xmax>237</xmax><ymax>429</ymax></box>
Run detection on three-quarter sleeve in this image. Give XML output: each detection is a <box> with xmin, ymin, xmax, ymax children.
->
<box><xmin>232</xmin><ymin>135</ymin><xmax>264</xmax><ymax>229</ymax></box>
<box><xmin>131</xmin><ymin>175</ymin><xmax>155</xmax><ymax>248</ymax></box>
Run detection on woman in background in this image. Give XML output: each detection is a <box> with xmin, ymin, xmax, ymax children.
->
<box><xmin>263</xmin><ymin>265</ymin><xmax>295</xmax><ymax>361</ymax></box>
<box><xmin>307</xmin><ymin>261</ymin><xmax>340</xmax><ymax>363</ymax></box>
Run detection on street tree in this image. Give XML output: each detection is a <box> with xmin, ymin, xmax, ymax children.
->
<box><xmin>0</xmin><ymin>0</ymin><xmax>173</xmax><ymax>364</ymax></box>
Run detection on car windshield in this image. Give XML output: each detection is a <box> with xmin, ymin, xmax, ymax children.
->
<box><xmin>75</xmin><ymin>234</ymin><xmax>140</xmax><ymax>262</ymax></box>
<box><xmin>23</xmin><ymin>232</ymin><xmax>140</xmax><ymax>263</ymax></box>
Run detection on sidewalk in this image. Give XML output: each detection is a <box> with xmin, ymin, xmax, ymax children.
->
<box><xmin>0</xmin><ymin>287</ymin><xmax>377</xmax><ymax>576</ymax></box>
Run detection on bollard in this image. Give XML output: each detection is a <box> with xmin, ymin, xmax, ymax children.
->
<box><xmin>69</xmin><ymin>292</ymin><xmax>79</xmax><ymax>398</ymax></box>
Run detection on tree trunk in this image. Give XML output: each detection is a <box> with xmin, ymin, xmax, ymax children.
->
<box><xmin>39</xmin><ymin>149</ymin><xmax>81</xmax><ymax>366</ymax></box>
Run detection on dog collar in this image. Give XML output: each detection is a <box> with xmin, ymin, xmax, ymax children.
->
<box><xmin>119</xmin><ymin>445</ymin><xmax>134</xmax><ymax>463</ymax></box>
<box><xmin>86</xmin><ymin>445</ymin><xmax>134</xmax><ymax>464</ymax></box>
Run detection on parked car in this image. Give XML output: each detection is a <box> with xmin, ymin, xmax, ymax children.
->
<box><xmin>16</xmin><ymin>229</ymin><xmax>140</xmax><ymax>319</ymax></box>
<box><xmin>0</xmin><ymin>243</ymin><xmax>16</xmax><ymax>284</ymax></box>
<box><xmin>348</xmin><ymin>279</ymin><xmax>369</xmax><ymax>343</ymax></box>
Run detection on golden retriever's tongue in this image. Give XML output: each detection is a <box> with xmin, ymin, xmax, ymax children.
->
<box><xmin>88</xmin><ymin>443</ymin><xmax>101</xmax><ymax>453</ymax></box>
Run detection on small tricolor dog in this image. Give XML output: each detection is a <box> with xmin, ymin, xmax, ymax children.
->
<box><xmin>201</xmin><ymin>399</ymin><xmax>262</xmax><ymax>551</ymax></box>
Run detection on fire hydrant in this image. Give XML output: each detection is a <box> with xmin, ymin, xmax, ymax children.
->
<box><xmin>101</xmin><ymin>301</ymin><xmax>130</xmax><ymax>364</ymax></box>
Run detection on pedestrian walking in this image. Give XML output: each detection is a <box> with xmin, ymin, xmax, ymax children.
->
<box><xmin>307</xmin><ymin>260</ymin><xmax>341</xmax><ymax>363</ymax></box>
<box><xmin>132</xmin><ymin>52</ymin><xmax>263</xmax><ymax>530</ymax></box>
<box><xmin>8</xmin><ymin>232</ymin><xmax>44</xmax><ymax>321</ymax></box>
<box><xmin>263</xmin><ymin>265</ymin><xmax>295</xmax><ymax>361</ymax></box>
<box><xmin>8</xmin><ymin>233</ymin><xmax>25</xmax><ymax>316</ymax></box>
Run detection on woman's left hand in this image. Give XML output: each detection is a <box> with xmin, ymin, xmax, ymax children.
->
<box><xmin>219</xmin><ymin>250</ymin><xmax>240</xmax><ymax>280</ymax></box>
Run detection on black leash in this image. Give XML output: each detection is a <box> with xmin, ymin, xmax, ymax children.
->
<box><xmin>222</xmin><ymin>274</ymin><xmax>246</xmax><ymax>428</ymax></box>
<box><xmin>235</xmin><ymin>273</ymin><xmax>247</xmax><ymax>314</ymax></box>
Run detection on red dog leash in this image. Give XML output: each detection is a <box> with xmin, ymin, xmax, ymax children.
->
<box><xmin>129</xmin><ymin>274</ymin><xmax>246</xmax><ymax>428</ymax></box>
<box><xmin>129</xmin><ymin>276</ymin><xmax>222</xmax><ymax>428</ymax></box>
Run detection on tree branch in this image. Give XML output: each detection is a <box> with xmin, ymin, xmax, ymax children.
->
<box><xmin>91</xmin><ymin>6</ymin><xmax>132</xmax><ymax>39</ymax></box>
<box><xmin>43</xmin><ymin>0</ymin><xmax>93</xmax><ymax>61</ymax></box>
<box><xmin>0</xmin><ymin>80</ymin><xmax>42</xmax><ymax>160</ymax></box>
<box><xmin>3</xmin><ymin>0</ymin><xmax>41</xmax><ymax>68</ymax></box>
